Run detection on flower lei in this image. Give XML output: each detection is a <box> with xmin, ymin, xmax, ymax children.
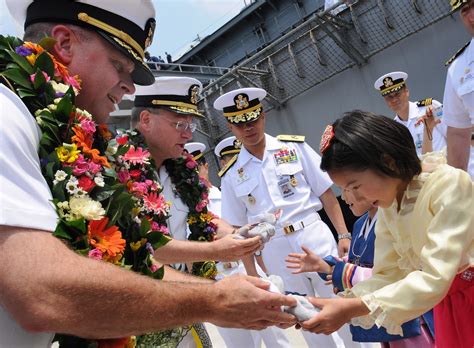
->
<box><xmin>0</xmin><ymin>35</ymin><xmax>170</xmax><ymax>348</ymax></box>
<box><xmin>164</xmin><ymin>153</ymin><xmax>218</xmax><ymax>278</ymax></box>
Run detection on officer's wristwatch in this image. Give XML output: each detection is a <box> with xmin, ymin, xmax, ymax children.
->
<box><xmin>337</xmin><ymin>233</ymin><xmax>352</xmax><ymax>240</ymax></box>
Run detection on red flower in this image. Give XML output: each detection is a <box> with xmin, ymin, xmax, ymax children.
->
<box><xmin>78</xmin><ymin>175</ymin><xmax>96</xmax><ymax>192</ymax></box>
<box><xmin>116</xmin><ymin>135</ymin><xmax>129</xmax><ymax>145</ymax></box>
<box><xmin>129</xmin><ymin>169</ymin><xmax>142</xmax><ymax>179</ymax></box>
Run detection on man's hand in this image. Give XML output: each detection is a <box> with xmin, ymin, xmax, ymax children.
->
<box><xmin>286</xmin><ymin>246</ymin><xmax>331</xmax><ymax>274</ymax></box>
<box><xmin>209</xmin><ymin>275</ymin><xmax>297</xmax><ymax>330</ymax></box>
<box><xmin>337</xmin><ymin>238</ymin><xmax>350</xmax><ymax>257</ymax></box>
<box><xmin>213</xmin><ymin>234</ymin><xmax>262</xmax><ymax>261</ymax></box>
<box><xmin>300</xmin><ymin>297</ymin><xmax>368</xmax><ymax>335</ymax></box>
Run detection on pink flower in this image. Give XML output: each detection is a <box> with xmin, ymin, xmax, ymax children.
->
<box><xmin>150</xmin><ymin>264</ymin><xmax>159</xmax><ymax>272</ymax></box>
<box><xmin>88</xmin><ymin>248</ymin><xmax>103</xmax><ymax>260</ymax></box>
<box><xmin>201</xmin><ymin>192</ymin><xmax>209</xmax><ymax>200</ymax></box>
<box><xmin>80</xmin><ymin>119</ymin><xmax>96</xmax><ymax>134</ymax></box>
<box><xmin>195</xmin><ymin>200</ymin><xmax>207</xmax><ymax>213</ymax></box>
<box><xmin>151</xmin><ymin>221</ymin><xmax>160</xmax><ymax>231</ymax></box>
<box><xmin>72</xmin><ymin>155</ymin><xmax>89</xmax><ymax>176</ymax></box>
<box><xmin>130</xmin><ymin>181</ymin><xmax>148</xmax><ymax>196</ymax></box>
<box><xmin>157</xmin><ymin>225</ymin><xmax>169</xmax><ymax>235</ymax></box>
<box><xmin>143</xmin><ymin>192</ymin><xmax>167</xmax><ymax>213</ymax></box>
<box><xmin>30</xmin><ymin>71</ymin><xmax>50</xmax><ymax>83</ymax></box>
<box><xmin>117</xmin><ymin>169</ymin><xmax>130</xmax><ymax>183</ymax></box>
<box><xmin>185</xmin><ymin>159</ymin><xmax>197</xmax><ymax>169</ymax></box>
<box><xmin>123</xmin><ymin>146</ymin><xmax>150</xmax><ymax>165</ymax></box>
<box><xmin>63</xmin><ymin>75</ymin><xmax>81</xmax><ymax>90</ymax></box>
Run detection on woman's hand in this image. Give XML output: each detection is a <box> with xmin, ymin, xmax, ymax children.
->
<box><xmin>285</xmin><ymin>246</ymin><xmax>332</xmax><ymax>274</ymax></box>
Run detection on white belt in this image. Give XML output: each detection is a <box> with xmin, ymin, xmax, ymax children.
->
<box><xmin>217</xmin><ymin>260</ymin><xmax>240</xmax><ymax>271</ymax></box>
<box><xmin>277</xmin><ymin>212</ymin><xmax>320</xmax><ymax>236</ymax></box>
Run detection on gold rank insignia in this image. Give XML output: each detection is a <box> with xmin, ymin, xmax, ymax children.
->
<box><xmin>445</xmin><ymin>41</ymin><xmax>470</xmax><ymax>66</ymax></box>
<box><xmin>217</xmin><ymin>154</ymin><xmax>238</xmax><ymax>178</ymax></box>
<box><xmin>416</xmin><ymin>98</ymin><xmax>433</xmax><ymax>107</ymax></box>
<box><xmin>277</xmin><ymin>134</ymin><xmax>305</xmax><ymax>143</ymax></box>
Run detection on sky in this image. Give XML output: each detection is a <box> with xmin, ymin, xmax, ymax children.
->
<box><xmin>0</xmin><ymin>0</ymin><xmax>247</xmax><ymax>61</ymax></box>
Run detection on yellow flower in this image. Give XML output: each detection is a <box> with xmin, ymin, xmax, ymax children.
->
<box><xmin>25</xmin><ymin>53</ymin><xmax>38</xmax><ymax>66</ymax></box>
<box><xmin>56</xmin><ymin>143</ymin><xmax>80</xmax><ymax>163</ymax></box>
<box><xmin>187</xmin><ymin>216</ymin><xmax>197</xmax><ymax>225</ymax></box>
<box><xmin>130</xmin><ymin>238</ymin><xmax>147</xmax><ymax>252</ymax></box>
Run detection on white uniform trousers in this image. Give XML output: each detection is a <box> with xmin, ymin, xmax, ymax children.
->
<box><xmin>215</xmin><ymin>262</ymin><xmax>291</xmax><ymax>348</ymax></box>
<box><xmin>262</xmin><ymin>219</ymin><xmax>361</xmax><ymax>348</ymax></box>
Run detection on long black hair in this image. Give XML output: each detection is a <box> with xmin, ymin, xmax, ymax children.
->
<box><xmin>320</xmin><ymin>110</ymin><xmax>421</xmax><ymax>181</ymax></box>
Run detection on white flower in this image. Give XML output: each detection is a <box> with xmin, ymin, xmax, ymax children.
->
<box><xmin>75</xmin><ymin>108</ymin><xmax>93</xmax><ymax>120</ymax></box>
<box><xmin>50</xmin><ymin>81</ymin><xmax>70</xmax><ymax>95</ymax></box>
<box><xmin>34</xmin><ymin>108</ymin><xmax>50</xmax><ymax>117</ymax></box>
<box><xmin>53</xmin><ymin>170</ymin><xmax>68</xmax><ymax>185</ymax></box>
<box><xmin>74</xmin><ymin>188</ymin><xmax>88</xmax><ymax>198</ymax></box>
<box><xmin>65</xmin><ymin>177</ymin><xmax>79</xmax><ymax>194</ymax></box>
<box><xmin>94</xmin><ymin>175</ymin><xmax>105</xmax><ymax>187</ymax></box>
<box><xmin>69</xmin><ymin>196</ymin><xmax>105</xmax><ymax>221</ymax></box>
<box><xmin>47</xmin><ymin>104</ymin><xmax>57</xmax><ymax>111</ymax></box>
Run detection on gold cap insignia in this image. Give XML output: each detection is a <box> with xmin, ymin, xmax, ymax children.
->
<box><xmin>233</xmin><ymin>139</ymin><xmax>242</xmax><ymax>149</ymax></box>
<box><xmin>383</xmin><ymin>77</ymin><xmax>394</xmax><ymax>88</ymax></box>
<box><xmin>189</xmin><ymin>85</ymin><xmax>200</xmax><ymax>105</ymax></box>
<box><xmin>144</xmin><ymin>19</ymin><xmax>156</xmax><ymax>50</ymax></box>
<box><xmin>235</xmin><ymin>94</ymin><xmax>249</xmax><ymax>110</ymax></box>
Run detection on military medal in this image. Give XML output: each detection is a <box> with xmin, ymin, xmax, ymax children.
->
<box><xmin>289</xmin><ymin>175</ymin><xmax>298</xmax><ymax>187</ymax></box>
<box><xmin>247</xmin><ymin>194</ymin><xmax>256</xmax><ymax>205</ymax></box>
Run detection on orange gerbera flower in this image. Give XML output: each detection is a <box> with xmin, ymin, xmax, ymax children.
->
<box><xmin>88</xmin><ymin>217</ymin><xmax>125</xmax><ymax>259</ymax></box>
<box><xmin>97</xmin><ymin>124</ymin><xmax>113</xmax><ymax>141</ymax></box>
<box><xmin>72</xmin><ymin>124</ymin><xmax>93</xmax><ymax>149</ymax></box>
<box><xmin>72</xmin><ymin>125</ymin><xmax>110</xmax><ymax>167</ymax></box>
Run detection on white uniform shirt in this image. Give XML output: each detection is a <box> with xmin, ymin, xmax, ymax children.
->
<box><xmin>221</xmin><ymin>134</ymin><xmax>333</xmax><ymax>228</ymax></box>
<box><xmin>207</xmin><ymin>185</ymin><xmax>222</xmax><ymax>217</ymax></box>
<box><xmin>394</xmin><ymin>100</ymin><xmax>447</xmax><ymax>157</ymax></box>
<box><xmin>443</xmin><ymin>38</ymin><xmax>474</xmax><ymax>129</ymax></box>
<box><xmin>0</xmin><ymin>85</ymin><xmax>56</xmax><ymax>347</ymax></box>
<box><xmin>158</xmin><ymin>166</ymin><xmax>189</xmax><ymax>241</ymax></box>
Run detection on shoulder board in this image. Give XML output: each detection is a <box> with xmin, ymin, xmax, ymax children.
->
<box><xmin>218</xmin><ymin>154</ymin><xmax>238</xmax><ymax>178</ymax></box>
<box><xmin>416</xmin><ymin>98</ymin><xmax>433</xmax><ymax>107</ymax></box>
<box><xmin>277</xmin><ymin>134</ymin><xmax>305</xmax><ymax>143</ymax></box>
<box><xmin>445</xmin><ymin>41</ymin><xmax>470</xmax><ymax>66</ymax></box>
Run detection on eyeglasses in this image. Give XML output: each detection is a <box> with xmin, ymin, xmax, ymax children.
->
<box><xmin>161</xmin><ymin>117</ymin><xmax>198</xmax><ymax>133</ymax></box>
<box><xmin>172</xmin><ymin>120</ymin><xmax>198</xmax><ymax>133</ymax></box>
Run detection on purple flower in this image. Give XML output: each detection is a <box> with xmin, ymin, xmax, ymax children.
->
<box><xmin>15</xmin><ymin>46</ymin><xmax>33</xmax><ymax>56</ymax></box>
<box><xmin>55</xmin><ymin>92</ymin><xmax>65</xmax><ymax>98</ymax></box>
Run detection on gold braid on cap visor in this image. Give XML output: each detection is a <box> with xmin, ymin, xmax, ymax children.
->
<box><xmin>226</xmin><ymin>108</ymin><xmax>262</xmax><ymax>124</ymax></box>
<box><xmin>78</xmin><ymin>12</ymin><xmax>144</xmax><ymax>58</ymax></box>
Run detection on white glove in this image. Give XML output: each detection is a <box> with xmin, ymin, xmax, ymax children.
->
<box><xmin>235</xmin><ymin>223</ymin><xmax>275</xmax><ymax>243</ymax></box>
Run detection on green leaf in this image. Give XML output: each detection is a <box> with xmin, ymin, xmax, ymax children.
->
<box><xmin>147</xmin><ymin>232</ymin><xmax>171</xmax><ymax>249</ymax></box>
<box><xmin>33</xmin><ymin>68</ymin><xmax>46</xmax><ymax>89</ymax></box>
<box><xmin>65</xmin><ymin>218</ymin><xmax>87</xmax><ymax>234</ymax></box>
<box><xmin>53</xmin><ymin>221</ymin><xmax>73</xmax><ymax>240</ymax></box>
<box><xmin>56</xmin><ymin>97</ymin><xmax>73</xmax><ymax>118</ymax></box>
<box><xmin>17</xmin><ymin>88</ymin><xmax>37</xmax><ymax>98</ymax></box>
<box><xmin>34</xmin><ymin>52</ymin><xmax>55</xmax><ymax>79</ymax></box>
<box><xmin>6</xmin><ymin>49</ymin><xmax>34</xmax><ymax>74</ymax></box>
<box><xmin>38</xmin><ymin>37</ymin><xmax>56</xmax><ymax>53</ymax></box>
<box><xmin>139</xmin><ymin>217</ymin><xmax>151</xmax><ymax>237</ymax></box>
<box><xmin>1</xmin><ymin>68</ymin><xmax>32</xmax><ymax>89</ymax></box>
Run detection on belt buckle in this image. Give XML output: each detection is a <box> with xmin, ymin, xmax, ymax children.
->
<box><xmin>283</xmin><ymin>224</ymin><xmax>295</xmax><ymax>235</ymax></box>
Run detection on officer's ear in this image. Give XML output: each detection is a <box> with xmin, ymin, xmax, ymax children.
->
<box><xmin>139</xmin><ymin>109</ymin><xmax>153</xmax><ymax>131</ymax></box>
<box><xmin>51</xmin><ymin>25</ymin><xmax>77</xmax><ymax>65</ymax></box>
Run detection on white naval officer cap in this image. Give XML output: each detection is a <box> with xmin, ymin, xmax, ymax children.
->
<box><xmin>374</xmin><ymin>71</ymin><xmax>408</xmax><ymax>96</ymax></box>
<box><xmin>213</xmin><ymin>87</ymin><xmax>267</xmax><ymax>124</ymax></box>
<box><xmin>184</xmin><ymin>142</ymin><xmax>206</xmax><ymax>161</ymax></box>
<box><xmin>134</xmin><ymin>76</ymin><xmax>204</xmax><ymax>117</ymax></box>
<box><xmin>214</xmin><ymin>136</ymin><xmax>241</xmax><ymax>158</ymax></box>
<box><xmin>6</xmin><ymin>0</ymin><xmax>157</xmax><ymax>85</ymax></box>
